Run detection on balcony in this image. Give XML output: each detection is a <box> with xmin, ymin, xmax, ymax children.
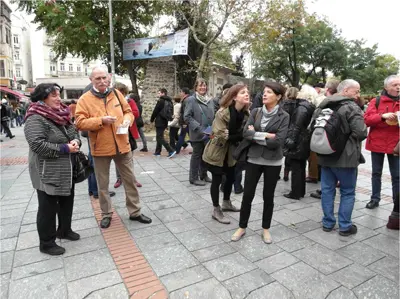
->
<box><xmin>57</xmin><ymin>71</ymin><xmax>85</xmax><ymax>77</ymax></box>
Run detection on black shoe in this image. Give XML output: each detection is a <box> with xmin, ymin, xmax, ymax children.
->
<box><xmin>322</xmin><ymin>226</ymin><xmax>333</xmax><ymax>232</ymax></box>
<box><xmin>100</xmin><ymin>217</ymin><xmax>112</xmax><ymax>228</ymax></box>
<box><xmin>56</xmin><ymin>230</ymin><xmax>80</xmax><ymax>241</ymax></box>
<box><xmin>9</xmin><ymin>135</ymin><xmax>15</xmax><ymax>139</ymax></box>
<box><xmin>283</xmin><ymin>176</ymin><xmax>289</xmax><ymax>182</ymax></box>
<box><xmin>40</xmin><ymin>244</ymin><xmax>65</xmax><ymax>256</ymax></box>
<box><xmin>234</xmin><ymin>186</ymin><xmax>244</xmax><ymax>194</ymax></box>
<box><xmin>129</xmin><ymin>214</ymin><xmax>152</xmax><ymax>224</ymax></box>
<box><xmin>366</xmin><ymin>200</ymin><xmax>379</xmax><ymax>209</ymax></box>
<box><xmin>310</xmin><ymin>190</ymin><xmax>322</xmax><ymax>199</ymax></box>
<box><xmin>109</xmin><ymin>191</ymin><xmax>116</xmax><ymax>197</ymax></box>
<box><xmin>140</xmin><ymin>147</ymin><xmax>148</xmax><ymax>152</ymax></box>
<box><xmin>183</xmin><ymin>143</ymin><xmax>188</xmax><ymax>149</ymax></box>
<box><xmin>283</xmin><ymin>193</ymin><xmax>300</xmax><ymax>200</ymax></box>
<box><xmin>339</xmin><ymin>224</ymin><xmax>358</xmax><ymax>236</ymax></box>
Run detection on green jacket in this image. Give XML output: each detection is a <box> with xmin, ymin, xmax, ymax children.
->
<box><xmin>202</xmin><ymin>107</ymin><xmax>248</xmax><ymax>167</ymax></box>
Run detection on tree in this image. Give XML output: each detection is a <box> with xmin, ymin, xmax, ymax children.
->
<box><xmin>231</xmin><ymin>53</ymin><xmax>245</xmax><ymax>77</ymax></box>
<box><xmin>14</xmin><ymin>0</ymin><xmax>163</xmax><ymax>97</ymax></box>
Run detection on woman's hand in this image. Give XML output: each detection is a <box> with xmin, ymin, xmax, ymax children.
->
<box><xmin>68</xmin><ymin>142</ymin><xmax>79</xmax><ymax>153</ymax></box>
<box><xmin>248</xmin><ymin>125</ymin><xmax>255</xmax><ymax>131</ymax></box>
<box><xmin>265</xmin><ymin>133</ymin><xmax>276</xmax><ymax>139</ymax></box>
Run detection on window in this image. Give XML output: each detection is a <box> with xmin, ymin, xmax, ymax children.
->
<box><xmin>69</xmin><ymin>64</ymin><xmax>73</xmax><ymax>71</ymax></box>
<box><xmin>49</xmin><ymin>51</ymin><xmax>55</xmax><ymax>60</ymax></box>
<box><xmin>16</xmin><ymin>67</ymin><xmax>21</xmax><ymax>77</ymax></box>
<box><xmin>60</xmin><ymin>63</ymin><xmax>65</xmax><ymax>71</ymax></box>
<box><xmin>0</xmin><ymin>60</ymin><xmax>5</xmax><ymax>77</ymax></box>
<box><xmin>50</xmin><ymin>64</ymin><xmax>56</xmax><ymax>72</ymax></box>
<box><xmin>77</xmin><ymin>65</ymin><xmax>81</xmax><ymax>72</ymax></box>
<box><xmin>5</xmin><ymin>28</ymin><xmax>11</xmax><ymax>44</ymax></box>
<box><xmin>217</xmin><ymin>78</ymin><xmax>224</xmax><ymax>85</ymax></box>
<box><xmin>13</xmin><ymin>35</ymin><xmax>19</xmax><ymax>45</ymax></box>
<box><xmin>14</xmin><ymin>50</ymin><xmax>20</xmax><ymax>60</ymax></box>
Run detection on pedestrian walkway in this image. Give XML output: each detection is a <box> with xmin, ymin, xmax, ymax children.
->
<box><xmin>0</xmin><ymin>127</ymin><xmax>398</xmax><ymax>299</ymax></box>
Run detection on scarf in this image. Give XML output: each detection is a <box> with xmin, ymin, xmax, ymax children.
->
<box><xmin>382</xmin><ymin>90</ymin><xmax>399</xmax><ymax>101</ymax></box>
<box><xmin>90</xmin><ymin>87</ymin><xmax>112</xmax><ymax>99</ymax></box>
<box><xmin>260</xmin><ymin>104</ymin><xmax>279</xmax><ymax>131</ymax></box>
<box><xmin>25</xmin><ymin>101</ymin><xmax>72</xmax><ymax>126</ymax></box>
<box><xmin>196</xmin><ymin>92</ymin><xmax>210</xmax><ymax>105</ymax></box>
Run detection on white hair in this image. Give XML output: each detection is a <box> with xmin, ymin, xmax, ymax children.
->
<box><xmin>384</xmin><ymin>75</ymin><xmax>400</xmax><ymax>87</ymax></box>
<box><xmin>337</xmin><ymin>79</ymin><xmax>359</xmax><ymax>93</ymax></box>
<box><xmin>89</xmin><ymin>65</ymin><xmax>108</xmax><ymax>78</ymax></box>
<box><xmin>297</xmin><ymin>84</ymin><xmax>318</xmax><ymax>103</ymax></box>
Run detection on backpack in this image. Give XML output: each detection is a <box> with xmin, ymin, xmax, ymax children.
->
<box><xmin>160</xmin><ymin>99</ymin><xmax>173</xmax><ymax>121</ymax></box>
<box><xmin>309</xmin><ymin>101</ymin><xmax>350</xmax><ymax>157</ymax></box>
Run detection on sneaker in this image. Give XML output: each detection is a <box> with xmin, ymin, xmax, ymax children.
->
<box><xmin>339</xmin><ymin>224</ymin><xmax>357</xmax><ymax>236</ymax></box>
<box><xmin>153</xmin><ymin>153</ymin><xmax>161</xmax><ymax>156</ymax></box>
<box><xmin>168</xmin><ymin>151</ymin><xmax>176</xmax><ymax>158</ymax></box>
<box><xmin>40</xmin><ymin>244</ymin><xmax>65</xmax><ymax>256</ymax></box>
<box><xmin>114</xmin><ymin>178</ymin><xmax>122</xmax><ymax>188</ymax></box>
<box><xmin>140</xmin><ymin>147</ymin><xmax>148</xmax><ymax>152</ymax></box>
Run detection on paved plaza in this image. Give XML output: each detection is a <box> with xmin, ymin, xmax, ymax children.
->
<box><xmin>0</xmin><ymin>126</ymin><xmax>399</xmax><ymax>299</ymax></box>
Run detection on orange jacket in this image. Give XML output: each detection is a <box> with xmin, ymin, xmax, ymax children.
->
<box><xmin>75</xmin><ymin>89</ymin><xmax>134</xmax><ymax>156</ymax></box>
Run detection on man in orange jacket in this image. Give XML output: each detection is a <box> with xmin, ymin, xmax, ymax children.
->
<box><xmin>75</xmin><ymin>66</ymin><xmax>152</xmax><ymax>228</ymax></box>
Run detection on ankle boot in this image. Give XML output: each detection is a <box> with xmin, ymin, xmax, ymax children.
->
<box><xmin>222</xmin><ymin>200</ymin><xmax>240</xmax><ymax>212</ymax></box>
<box><xmin>387</xmin><ymin>212</ymin><xmax>400</xmax><ymax>230</ymax></box>
<box><xmin>212</xmin><ymin>206</ymin><xmax>230</xmax><ymax>224</ymax></box>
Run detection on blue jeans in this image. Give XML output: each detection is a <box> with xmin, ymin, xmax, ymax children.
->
<box><xmin>175</xmin><ymin>126</ymin><xmax>189</xmax><ymax>154</ymax></box>
<box><xmin>87</xmin><ymin>140</ymin><xmax>98</xmax><ymax>196</ymax></box>
<box><xmin>321</xmin><ymin>167</ymin><xmax>357</xmax><ymax>231</ymax></box>
<box><xmin>371</xmin><ymin>152</ymin><xmax>399</xmax><ymax>203</ymax></box>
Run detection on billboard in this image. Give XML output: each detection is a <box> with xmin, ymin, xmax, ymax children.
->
<box><xmin>123</xmin><ymin>28</ymin><xmax>189</xmax><ymax>61</ymax></box>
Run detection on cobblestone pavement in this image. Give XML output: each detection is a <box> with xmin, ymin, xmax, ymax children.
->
<box><xmin>0</xmin><ymin>126</ymin><xmax>398</xmax><ymax>299</ymax></box>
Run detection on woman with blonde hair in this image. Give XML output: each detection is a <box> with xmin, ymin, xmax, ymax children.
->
<box><xmin>283</xmin><ymin>84</ymin><xmax>317</xmax><ymax>199</ymax></box>
<box><xmin>203</xmin><ymin>84</ymin><xmax>250</xmax><ymax>224</ymax></box>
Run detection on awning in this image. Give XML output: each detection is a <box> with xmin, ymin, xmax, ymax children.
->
<box><xmin>0</xmin><ymin>86</ymin><xmax>29</xmax><ymax>101</ymax></box>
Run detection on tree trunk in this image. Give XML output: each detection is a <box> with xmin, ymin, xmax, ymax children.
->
<box><xmin>197</xmin><ymin>47</ymin><xmax>208</xmax><ymax>79</ymax></box>
<box><xmin>322</xmin><ymin>67</ymin><xmax>327</xmax><ymax>84</ymax></box>
<box><xmin>127</xmin><ymin>61</ymin><xmax>140</xmax><ymax>99</ymax></box>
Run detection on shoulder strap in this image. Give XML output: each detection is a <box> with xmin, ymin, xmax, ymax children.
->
<box><xmin>113</xmin><ymin>89</ymin><xmax>123</xmax><ymax>107</ymax></box>
<box><xmin>53</xmin><ymin>123</ymin><xmax>72</xmax><ymax>142</ymax></box>
<box><xmin>375</xmin><ymin>96</ymin><xmax>381</xmax><ymax>109</ymax></box>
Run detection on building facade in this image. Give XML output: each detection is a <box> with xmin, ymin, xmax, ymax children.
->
<box><xmin>0</xmin><ymin>0</ymin><xmax>13</xmax><ymax>87</ymax></box>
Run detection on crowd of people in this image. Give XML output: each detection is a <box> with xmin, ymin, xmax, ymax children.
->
<box><xmin>21</xmin><ymin>65</ymin><xmax>399</xmax><ymax>255</ymax></box>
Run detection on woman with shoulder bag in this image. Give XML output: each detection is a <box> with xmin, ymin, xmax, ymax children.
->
<box><xmin>168</xmin><ymin>95</ymin><xmax>182</xmax><ymax>149</ymax></box>
<box><xmin>203</xmin><ymin>84</ymin><xmax>250</xmax><ymax>224</ymax></box>
<box><xmin>231</xmin><ymin>82</ymin><xmax>289</xmax><ymax>243</ymax></box>
<box><xmin>24</xmin><ymin>83</ymin><xmax>81</xmax><ymax>256</ymax></box>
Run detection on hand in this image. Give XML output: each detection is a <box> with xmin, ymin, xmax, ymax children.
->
<box><xmin>182</xmin><ymin>124</ymin><xmax>187</xmax><ymax>128</ymax></box>
<box><xmin>122</xmin><ymin>119</ymin><xmax>131</xmax><ymax>127</ymax></box>
<box><xmin>266</xmin><ymin>133</ymin><xmax>276</xmax><ymax>139</ymax></box>
<box><xmin>67</xmin><ymin>143</ymin><xmax>79</xmax><ymax>153</ymax></box>
<box><xmin>70</xmin><ymin>140</ymin><xmax>79</xmax><ymax>148</ymax></box>
<box><xmin>248</xmin><ymin>125</ymin><xmax>255</xmax><ymax>131</ymax></box>
<box><xmin>223</xmin><ymin>129</ymin><xmax>229</xmax><ymax>139</ymax></box>
<box><xmin>382</xmin><ymin>113</ymin><xmax>397</xmax><ymax>121</ymax></box>
<box><xmin>102</xmin><ymin>116</ymin><xmax>117</xmax><ymax>125</ymax></box>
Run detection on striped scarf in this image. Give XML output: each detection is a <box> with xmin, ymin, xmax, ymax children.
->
<box><xmin>25</xmin><ymin>101</ymin><xmax>72</xmax><ymax>126</ymax></box>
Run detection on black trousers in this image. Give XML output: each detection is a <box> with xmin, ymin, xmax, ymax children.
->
<box><xmin>290</xmin><ymin>159</ymin><xmax>307</xmax><ymax>197</ymax></box>
<box><xmin>169</xmin><ymin>127</ymin><xmax>179</xmax><ymax>149</ymax></box>
<box><xmin>155</xmin><ymin>126</ymin><xmax>173</xmax><ymax>154</ymax></box>
<box><xmin>1</xmin><ymin>121</ymin><xmax>12</xmax><ymax>137</ymax></box>
<box><xmin>210</xmin><ymin>165</ymin><xmax>235</xmax><ymax>207</ymax></box>
<box><xmin>37</xmin><ymin>189</ymin><xmax>74</xmax><ymax>248</ymax></box>
<box><xmin>239</xmin><ymin>163</ymin><xmax>281</xmax><ymax>229</ymax></box>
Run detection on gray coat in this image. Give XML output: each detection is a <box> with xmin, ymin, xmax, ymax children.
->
<box><xmin>24</xmin><ymin>114</ymin><xmax>81</xmax><ymax>196</ymax></box>
<box><xmin>244</xmin><ymin>107</ymin><xmax>290</xmax><ymax>161</ymax></box>
<box><xmin>317</xmin><ymin>95</ymin><xmax>368</xmax><ymax>168</ymax></box>
<box><xmin>184</xmin><ymin>95</ymin><xmax>215</xmax><ymax>142</ymax></box>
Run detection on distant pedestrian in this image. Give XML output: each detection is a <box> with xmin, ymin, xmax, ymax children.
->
<box><xmin>134</xmin><ymin>95</ymin><xmax>148</xmax><ymax>152</ymax></box>
<box><xmin>1</xmin><ymin>99</ymin><xmax>14</xmax><ymax>139</ymax></box>
<box><xmin>175</xmin><ymin>87</ymin><xmax>190</xmax><ymax>154</ymax></box>
<box><xmin>168</xmin><ymin>95</ymin><xmax>182</xmax><ymax>149</ymax></box>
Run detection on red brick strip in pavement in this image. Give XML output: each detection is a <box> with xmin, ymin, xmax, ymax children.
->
<box><xmin>0</xmin><ymin>156</ymin><xmax>28</xmax><ymax>165</ymax></box>
<box><xmin>90</xmin><ymin>197</ymin><xmax>168</xmax><ymax>299</ymax></box>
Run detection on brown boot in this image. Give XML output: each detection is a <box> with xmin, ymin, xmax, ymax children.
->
<box><xmin>212</xmin><ymin>207</ymin><xmax>230</xmax><ymax>224</ymax></box>
<box><xmin>387</xmin><ymin>212</ymin><xmax>400</xmax><ymax>230</ymax></box>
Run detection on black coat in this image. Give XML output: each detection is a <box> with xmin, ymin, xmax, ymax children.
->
<box><xmin>283</xmin><ymin>99</ymin><xmax>315</xmax><ymax>160</ymax></box>
<box><xmin>150</xmin><ymin>95</ymin><xmax>172</xmax><ymax>128</ymax></box>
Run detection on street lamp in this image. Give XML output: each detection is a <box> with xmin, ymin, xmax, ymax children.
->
<box><xmin>108</xmin><ymin>0</ymin><xmax>115</xmax><ymax>85</ymax></box>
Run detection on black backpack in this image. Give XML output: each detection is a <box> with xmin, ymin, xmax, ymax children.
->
<box><xmin>309</xmin><ymin>101</ymin><xmax>351</xmax><ymax>157</ymax></box>
<box><xmin>160</xmin><ymin>99</ymin><xmax>173</xmax><ymax>121</ymax></box>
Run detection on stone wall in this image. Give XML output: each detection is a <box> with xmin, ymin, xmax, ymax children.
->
<box><xmin>140</xmin><ymin>58</ymin><xmax>176</xmax><ymax>129</ymax></box>
<box><xmin>227</xmin><ymin>75</ymin><xmax>265</xmax><ymax>94</ymax></box>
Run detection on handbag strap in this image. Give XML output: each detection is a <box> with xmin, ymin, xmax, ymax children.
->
<box><xmin>53</xmin><ymin>123</ymin><xmax>72</xmax><ymax>142</ymax></box>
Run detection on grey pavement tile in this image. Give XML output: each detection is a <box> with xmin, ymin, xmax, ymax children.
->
<box><xmin>165</xmin><ymin>192</ymin><xmax>203</xmax><ymax>205</ymax></box>
<box><xmin>64</xmin><ymin>248</ymin><xmax>116</xmax><ymax>281</ymax></box>
<box><xmin>160</xmin><ymin>265</ymin><xmax>212</xmax><ymax>292</ymax></box>
<box><xmin>0</xmin><ymin>251</ymin><xmax>13</xmax><ymax>274</ymax></box>
<box><xmin>0</xmin><ymin>209</ymin><xmax>27</xmax><ymax>220</ymax></box>
<box><xmin>353</xmin><ymin>275</ymin><xmax>399</xmax><ymax>299</ymax></box>
<box><xmin>176</xmin><ymin>227</ymin><xmax>223</xmax><ymax>251</ymax></box>
<box><xmin>336</xmin><ymin>242</ymin><xmax>387</xmax><ymax>266</ymax></box>
<box><xmin>348</xmin><ymin>224</ymin><xmax>379</xmax><ymax>241</ymax></box>
<box><xmin>246</xmin><ymin>282</ymin><xmax>295</xmax><ymax>299</ymax></box>
<box><xmin>143</xmin><ymin>244</ymin><xmax>199</xmax><ymax>276</ymax></box>
<box><xmin>362</xmin><ymin>234</ymin><xmax>399</xmax><ymax>258</ymax></box>
<box><xmin>129</xmin><ymin>224</ymin><xmax>168</xmax><ymax>239</ymax></box>
<box><xmin>0</xmin><ymin>237</ymin><xmax>17</xmax><ymax>253</ymax></box>
<box><xmin>381</xmin><ymin>203</ymin><xmax>395</xmax><ymax>211</ymax></box>
<box><xmin>155</xmin><ymin>206</ymin><xmax>193</xmax><ymax>223</ymax></box>
<box><xmin>16</xmin><ymin>230</ymin><xmax>39</xmax><ymax>250</ymax></box>
<box><xmin>0</xmin><ymin>223</ymin><xmax>20</xmax><ymax>239</ymax></box>
<box><xmin>223</xmin><ymin>269</ymin><xmax>274</xmax><ymax>299</ymax></box>
<box><xmin>62</xmin><ymin>235</ymin><xmax>106</xmax><ymax>257</ymax></box>
<box><xmin>228</xmin><ymin>209</ymin><xmax>263</xmax><ymax>222</ymax></box>
<box><xmin>169</xmin><ymin>278</ymin><xmax>232</xmax><ymax>299</ymax></box>
<box><xmin>72</xmin><ymin>211</ymin><xmax>96</xmax><ymax>221</ymax></box>
<box><xmin>0</xmin><ymin>273</ymin><xmax>10</xmax><ymax>299</ymax></box>
<box><xmin>67</xmin><ymin>270</ymin><xmax>122</xmax><ymax>299</ymax></box>
<box><xmin>190</xmin><ymin>207</ymin><xmax>214</xmax><ymax>223</ymax></box>
<box><xmin>273</xmin><ymin>209</ymin><xmax>309</xmax><ymax>226</ymax></box>
<box><xmin>293</xmin><ymin>244</ymin><xmax>353</xmax><ymax>275</ymax></box>
<box><xmin>294</xmin><ymin>206</ymin><xmax>324</xmax><ymax>222</ymax></box>
<box><xmin>361</xmin><ymin>206</ymin><xmax>392</xmax><ymax>221</ymax></box>
<box><xmin>135</xmin><ymin>231</ymin><xmax>180</xmax><ymax>252</ymax></box>
<box><xmin>353</xmin><ymin>214</ymin><xmax>387</xmax><ymax>229</ymax></box>
<box><xmin>13</xmin><ymin>246</ymin><xmax>61</xmax><ymax>267</ymax></box>
<box><xmin>12</xmin><ymin>258</ymin><xmax>63</xmax><ymax>281</ymax></box>
<box><xmin>328</xmin><ymin>263</ymin><xmax>376</xmax><ymax>289</ymax></box>
<box><xmin>8</xmin><ymin>269</ymin><xmax>67</xmax><ymax>299</ymax></box>
<box><xmin>71</xmin><ymin>217</ymin><xmax>99</xmax><ymax>230</ymax></box>
<box><xmin>85</xmin><ymin>283</ymin><xmax>128</xmax><ymax>299</ymax></box>
<box><xmin>165</xmin><ymin>217</ymin><xmax>204</xmax><ymax>234</ymax></box>
<box><xmin>276</xmin><ymin>235</ymin><xmax>315</xmax><ymax>253</ymax></box>
<box><xmin>140</xmin><ymin>193</ymin><xmax>172</xmax><ymax>203</ymax></box>
<box><xmin>269</xmin><ymin>225</ymin><xmax>299</xmax><ymax>243</ymax></box>
<box><xmin>61</xmin><ymin>227</ymin><xmax>101</xmax><ymax>243</ymax></box>
<box><xmin>217</xmin><ymin>228</ymin><xmax>256</xmax><ymax>243</ymax></box>
<box><xmin>203</xmin><ymin>252</ymin><xmax>256</xmax><ymax>281</ymax></box>
<box><xmin>230</xmin><ymin>234</ymin><xmax>283</xmax><ymax>262</ymax></box>
<box><xmin>19</xmin><ymin>223</ymin><xmax>37</xmax><ymax>233</ymax></box>
<box><xmin>281</xmin><ymin>201</ymin><xmax>313</xmax><ymax>211</ymax></box>
<box><xmin>272</xmin><ymin>262</ymin><xmax>340</xmax><ymax>299</ymax></box>
<box><xmin>192</xmin><ymin>243</ymin><xmax>236</xmax><ymax>263</ymax></box>
<box><xmin>247</xmin><ymin>218</ymin><xmax>278</xmax><ymax>231</ymax></box>
<box><xmin>180</xmin><ymin>199</ymin><xmax>210</xmax><ymax>211</ymax></box>
<box><xmin>326</xmin><ymin>286</ymin><xmax>357</xmax><ymax>299</ymax></box>
<box><xmin>256</xmin><ymin>252</ymin><xmax>299</xmax><ymax>274</ymax></box>
<box><xmin>120</xmin><ymin>211</ymin><xmax>162</xmax><ymax>230</ymax></box>
<box><xmin>368</xmin><ymin>256</ymin><xmax>399</xmax><ymax>284</ymax></box>
<box><xmin>0</xmin><ymin>215</ymin><xmax>23</xmax><ymax>225</ymax></box>
<box><xmin>203</xmin><ymin>217</ymin><xmax>239</xmax><ymax>233</ymax></box>
<box><xmin>375</xmin><ymin>226</ymin><xmax>400</xmax><ymax>240</ymax></box>
<box><xmin>0</xmin><ymin>202</ymin><xmax>28</xmax><ymax>211</ymax></box>
<box><xmin>146</xmin><ymin>199</ymin><xmax>180</xmax><ymax>211</ymax></box>
<box><xmin>303</xmin><ymin>228</ymin><xmax>357</xmax><ymax>250</ymax></box>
